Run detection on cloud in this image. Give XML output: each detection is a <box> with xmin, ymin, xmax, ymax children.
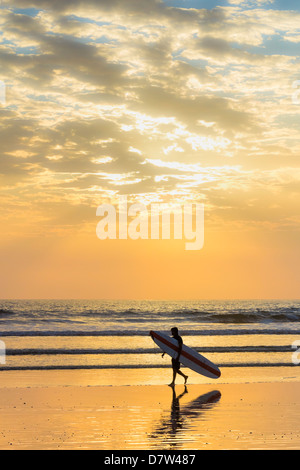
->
<box><xmin>227</xmin><ymin>0</ymin><xmax>274</xmax><ymax>6</ymax></box>
<box><xmin>132</xmin><ymin>85</ymin><xmax>257</xmax><ymax>136</ymax></box>
<box><xmin>0</xmin><ymin>0</ymin><xmax>299</xmax><ymax>235</ymax></box>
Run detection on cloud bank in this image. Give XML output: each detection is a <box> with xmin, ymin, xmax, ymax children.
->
<box><xmin>0</xmin><ymin>0</ymin><xmax>300</xmax><ymax>234</ymax></box>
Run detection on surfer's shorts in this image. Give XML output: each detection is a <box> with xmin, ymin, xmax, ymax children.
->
<box><xmin>172</xmin><ymin>358</ymin><xmax>181</xmax><ymax>371</ymax></box>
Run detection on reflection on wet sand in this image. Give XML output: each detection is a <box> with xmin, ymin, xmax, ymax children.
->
<box><xmin>150</xmin><ymin>387</ymin><xmax>221</xmax><ymax>449</ymax></box>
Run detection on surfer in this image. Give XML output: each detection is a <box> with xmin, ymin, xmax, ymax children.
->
<box><xmin>163</xmin><ymin>327</ymin><xmax>188</xmax><ymax>387</ymax></box>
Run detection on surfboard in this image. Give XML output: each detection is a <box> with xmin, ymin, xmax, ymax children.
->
<box><xmin>150</xmin><ymin>330</ymin><xmax>221</xmax><ymax>379</ymax></box>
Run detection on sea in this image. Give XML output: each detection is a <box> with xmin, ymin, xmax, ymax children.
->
<box><xmin>0</xmin><ymin>299</ymin><xmax>299</xmax><ymax>383</ymax></box>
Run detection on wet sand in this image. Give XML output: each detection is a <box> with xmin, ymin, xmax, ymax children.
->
<box><xmin>0</xmin><ymin>370</ymin><xmax>300</xmax><ymax>450</ymax></box>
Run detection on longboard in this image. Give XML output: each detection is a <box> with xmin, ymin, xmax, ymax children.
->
<box><xmin>150</xmin><ymin>330</ymin><xmax>221</xmax><ymax>379</ymax></box>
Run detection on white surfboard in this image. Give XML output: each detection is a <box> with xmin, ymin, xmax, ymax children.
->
<box><xmin>150</xmin><ymin>330</ymin><xmax>221</xmax><ymax>379</ymax></box>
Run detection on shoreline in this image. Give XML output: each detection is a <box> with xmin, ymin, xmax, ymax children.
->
<box><xmin>0</xmin><ymin>366</ymin><xmax>299</xmax><ymax>388</ymax></box>
<box><xmin>0</xmin><ymin>369</ymin><xmax>300</xmax><ymax>450</ymax></box>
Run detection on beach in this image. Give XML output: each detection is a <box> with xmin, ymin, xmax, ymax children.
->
<box><xmin>2</xmin><ymin>0</ymin><xmax>300</xmax><ymax>453</ymax></box>
<box><xmin>0</xmin><ymin>299</ymin><xmax>300</xmax><ymax>450</ymax></box>
<box><xmin>0</xmin><ymin>369</ymin><xmax>300</xmax><ymax>450</ymax></box>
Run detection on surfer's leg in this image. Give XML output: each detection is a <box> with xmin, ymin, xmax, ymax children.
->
<box><xmin>169</xmin><ymin>367</ymin><xmax>176</xmax><ymax>386</ymax></box>
<box><xmin>169</xmin><ymin>361</ymin><xmax>177</xmax><ymax>386</ymax></box>
<box><xmin>177</xmin><ymin>370</ymin><xmax>188</xmax><ymax>384</ymax></box>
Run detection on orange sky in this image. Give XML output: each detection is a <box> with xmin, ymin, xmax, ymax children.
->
<box><xmin>0</xmin><ymin>225</ymin><xmax>299</xmax><ymax>299</ymax></box>
<box><xmin>0</xmin><ymin>0</ymin><xmax>300</xmax><ymax>299</ymax></box>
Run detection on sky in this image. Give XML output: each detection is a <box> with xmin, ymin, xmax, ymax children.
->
<box><xmin>0</xmin><ymin>0</ymin><xmax>299</xmax><ymax>299</ymax></box>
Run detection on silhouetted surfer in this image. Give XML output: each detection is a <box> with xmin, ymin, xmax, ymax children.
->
<box><xmin>163</xmin><ymin>327</ymin><xmax>188</xmax><ymax>387</ymax></box>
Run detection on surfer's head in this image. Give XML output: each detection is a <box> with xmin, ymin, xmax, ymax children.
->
<box><xmin>171</xmin><ymin>327</ymin><xmax>178</xmax><ymax>337</ymax></box>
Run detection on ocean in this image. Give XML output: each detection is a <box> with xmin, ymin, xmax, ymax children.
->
<box><xmin>0</xmin><ymin>299</ymin><xmax>299</xmax><ymax>382</ymax></box>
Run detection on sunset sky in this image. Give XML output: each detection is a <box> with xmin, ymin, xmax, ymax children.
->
<box><xmin>0</xmin><ymin>0</ymin><xmax>299</xmax><ymax>299</ymax></box>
